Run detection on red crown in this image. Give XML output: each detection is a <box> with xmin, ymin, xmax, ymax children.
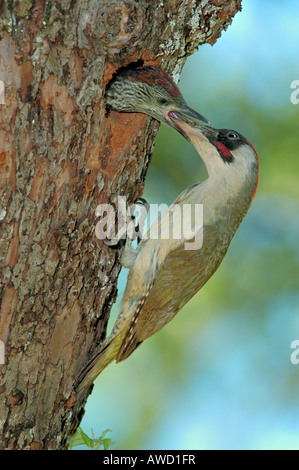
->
<box><xmin>125</xmin><ymin>67</ymin><xmax>181</xmax><ymax>99</ymax></box>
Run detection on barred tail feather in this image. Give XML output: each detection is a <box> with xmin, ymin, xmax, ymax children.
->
<box><xmin>75</xmin><ymin>332</ymin><xmax>125</xmax><ymax>392</ymax></box>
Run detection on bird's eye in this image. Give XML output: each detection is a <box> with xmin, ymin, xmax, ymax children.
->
<box><xmin>158</xmin><ymin>97</ymin><xmax>168</xmax><ymax>105</ymax></box>
<box><xmin>227</xmin><ymin>131</ymin><xmax>239</xmax><ymax>140</ymax></box>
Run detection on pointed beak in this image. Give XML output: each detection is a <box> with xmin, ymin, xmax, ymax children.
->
<box><xmin>180</xmin><ymin>104</ymin><xmax>210</xmax><ymax>125</ymax></box>
<box><xmin>165</xmin><ymin>106</ymin><xmax>210</xmax><ymax>142</ymax></box>
<box><xmin>167</xmin><ymin>112</ymin><xmax>218</xmax><ymax>143</ymax></box>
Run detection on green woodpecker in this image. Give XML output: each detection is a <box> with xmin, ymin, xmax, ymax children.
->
<box><xmin>76</xmin><ymin>114</ymin><xmax>259</xmax><ymax>392</ymax></box>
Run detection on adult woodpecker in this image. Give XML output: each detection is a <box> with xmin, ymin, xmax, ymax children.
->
<box><xmin>105</xmin><ymin>66</ymin><xmax>209</xmax><ymax>140</ymax></box>
<box><xmin>76</xmin><ymin>115</ymin><xmax>259</xmax><ymax>392</ymax></box>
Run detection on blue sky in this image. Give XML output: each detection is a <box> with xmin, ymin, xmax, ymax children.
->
<box><xmin>181</xmin><ymin>0</ymin><xmax>299</xmax><ymax>110</ymax></box>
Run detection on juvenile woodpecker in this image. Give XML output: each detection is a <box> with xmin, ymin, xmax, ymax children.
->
<box><xmin>76</xmin><ymin>115</ymin><xmax>259</xmax><ymax>392</ymax></box>
<box><xmin>105</xmin><ymin>66</ymin><xmax>209</xmax><ymax>141</ymax></box>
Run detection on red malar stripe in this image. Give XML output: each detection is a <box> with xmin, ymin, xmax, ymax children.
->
<box><xmin>213</xmin><ymin>141</ymin><xmax>232</xmax><ymax>158</ymax></box>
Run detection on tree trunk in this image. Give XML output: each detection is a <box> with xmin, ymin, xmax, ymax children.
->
<box><xmin>0</xmin><ymin>0</ymin><xmax>242</xmax><ymax>450</ymax></box>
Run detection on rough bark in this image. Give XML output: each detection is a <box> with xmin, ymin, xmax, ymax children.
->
<box><xmin>0</xmin><ymin>0</ymin><xmax>242</xmax><ymax>450</ymax></box>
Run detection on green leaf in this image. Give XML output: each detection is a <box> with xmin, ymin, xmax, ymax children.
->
<box><xmin>69</xmin><ymin>427</ymin><xmax>87</xmax><ymax>449</ymax></box>
<box><xmin>98</xmin><ymin>428</ymin><xmax>112</xmax><ymax>441</ymax></box>
<box><xmin>69</xmin><ymin>427</ymin><xmax>112</xmax><ymax>450</ymax></box>
<box><xmin>102</xmin><ymin>438</ymin><xmax>112</xmax><ymax>450</ymax></box>
<box><xmin>79</xmin><ymin>427</ymin><xmax>94</xmax><ymax>448</ymax></box>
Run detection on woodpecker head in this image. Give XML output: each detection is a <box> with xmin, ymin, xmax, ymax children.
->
<box><xmin>105</xmin><ymin>66</ymin><xmax>209</xmax><ymax>141</ymax></box>
<box><xmin>169</xmin><ymin>113</ymin><xmax>259</xmax><ymax>200</ymax></box>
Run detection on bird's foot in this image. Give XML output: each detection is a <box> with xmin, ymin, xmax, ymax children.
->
<box><xmin>103</xmin><ymin>196</ymin><xmax>149</xmax><ymax>248</ymax></box>
<box><xmin>130</xmin><ymin>198</ymin><xmax>149</xmax><ymax>245</ymax></box>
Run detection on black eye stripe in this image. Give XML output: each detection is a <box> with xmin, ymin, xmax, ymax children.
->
<box><xmin>217</xmin><ymin>129</ymin><xmax>245</xmax><ymax>152</ymax></box>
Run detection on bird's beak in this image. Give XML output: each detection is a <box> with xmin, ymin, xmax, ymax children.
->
<box><xmin>180</xmin><ymin>104</ymin><xmax>210</xmax><ymax>125</ymax></box>
<box><xmin>165</xmin><ymin>105</ymin><xmax>209</xmax><ymax>142</ymax></box>
<box><xmin>167</xmin><ymin>111</ymin><xmax>215</xmax><ymax>143</ymax></box>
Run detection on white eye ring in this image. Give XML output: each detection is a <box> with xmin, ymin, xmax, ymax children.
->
<box><xmin>227</xmin><ymin>131</ymin><xmax>239</xmax><ymax>140</ymax></box>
